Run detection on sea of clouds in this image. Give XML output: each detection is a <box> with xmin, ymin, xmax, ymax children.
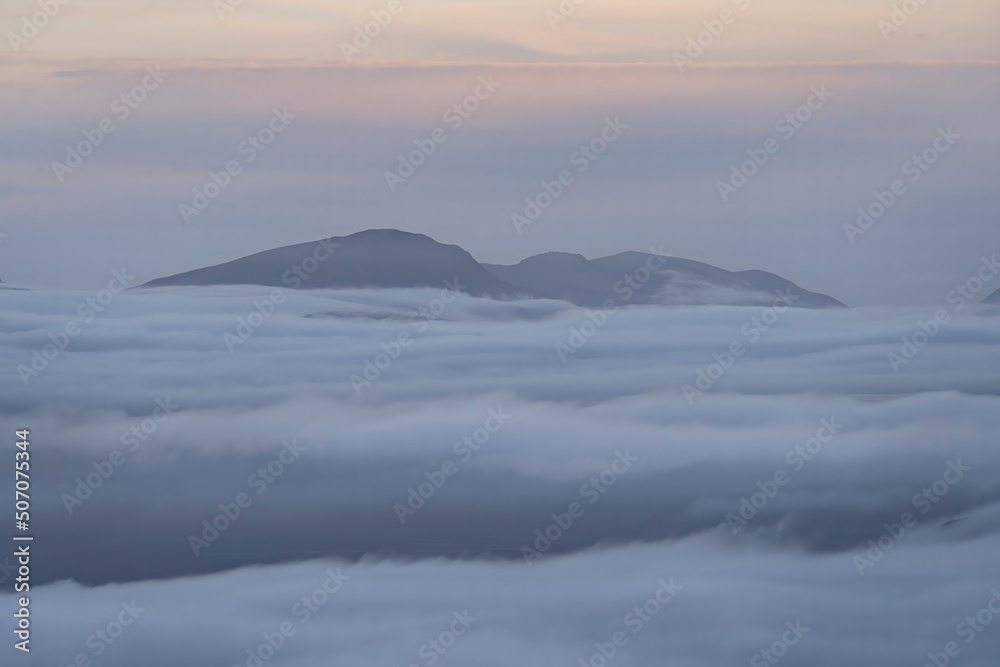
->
<box><xmin>2</xmin><ymin>286</ymin><xmax>1000</xmax><ymax>666</ymax></box>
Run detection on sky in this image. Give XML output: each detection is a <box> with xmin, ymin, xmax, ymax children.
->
<box><xmin>2</xmin><ymin>7</ymin><xmax>1000</xmax><ymax>661</ymax></box>
<box><xmin>0</xmin><ymin>1</ymin><xmax>998</xmax><ymax>304</ymax></box>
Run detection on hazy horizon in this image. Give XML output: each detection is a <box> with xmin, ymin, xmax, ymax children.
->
<box><xmin>1</xmin><ymin>2</ymin><xmax>998</xmax><ymax>305</ymax></box>
<box><xmin>2</xmin><ymin>3</ymin><xmax>999</xmax><ymax>666</ymax></box>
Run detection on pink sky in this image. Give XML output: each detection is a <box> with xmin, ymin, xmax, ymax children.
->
<box><xmin>3</xmin><ymin>0</ymin><xmax>998</xmax><ymax>63</ymax></box>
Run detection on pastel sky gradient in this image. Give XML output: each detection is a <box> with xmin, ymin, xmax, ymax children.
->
<box><xmin>1</xmin><ymin>0</ymin><xmax>998</xmax><ymax>304</ymax></box>
<box><xmin>4</xmin><ymin>0</ymin><xmax>999</xmax><ymax>63</ymax></box>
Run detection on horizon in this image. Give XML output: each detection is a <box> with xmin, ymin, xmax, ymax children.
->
<box><xmin>4</xmin><ymin>223</ymin><xmax>1000</xmax><ymax>308</ymax></box>
<box><xmin>1</xmin><ymin>3</ymin><xmax>997</xmax><ymax>305</ymax></box>
<box><xmin>3</xmin><ymin>3</ymin><xmax>1000</xmax><ymax>667</ymax></box>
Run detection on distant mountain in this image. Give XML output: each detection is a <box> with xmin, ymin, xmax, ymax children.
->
<box><xmin>142</xmin><ymin>228</ymin><xmax>845</xmax><ymax>308</ymax></box>
<box><xmin>141</xmin><ymin>229</ymin><xmax>537</xmax><ymax>299</ymax></box>
<box><xmin>485</xmin><ymin>251</ymin><xmax>845</xmax><ymax>309</ymax></box>
<box><xmin>983</xmin><ymin>288</ymin><xmax>1000</xmax><ymax>305</ymax></box>
<box><xmin>482</xmin><ymin>253</ymin><xmax>623</xmax><ymax>308</ymax></box>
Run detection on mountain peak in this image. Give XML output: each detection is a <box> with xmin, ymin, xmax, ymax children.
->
<box><xmin>141</xmin><ymin>229</ymin><xmax>535</xmax><ymax>299</ymax></box>
<box><xmin>141</xmin><ymin>229</ymin><xmax>845</xmax><ymax>308</ymax></box>
<box><xmin>346</xmin><ymin>229</ymin><xmax>433</xmax><ymax>241</ymax></box>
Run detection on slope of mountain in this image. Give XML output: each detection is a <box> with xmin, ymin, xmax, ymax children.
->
<box><xmin>482</xmin><ymin>252</ymin><xmax>624</xmax><ymax>307</ymax></box>
<box><xmin>141</xmin><ymin>229</ymin><xmax>536</xmax><ymax>299</ymax></box>
<box><xmin>142</xmin><ymin>228</ymin><xmax>846</xmax><ymax>308</ymax></box>
<box><xmin>983</xmin><ymin>288</ymin><xmax>1000</xmax><ymax>305</ymax></box>
<box><xmin>486</xmin><ymin>251</ymin><xmax>846</xmax><ymax>308</ymax></box>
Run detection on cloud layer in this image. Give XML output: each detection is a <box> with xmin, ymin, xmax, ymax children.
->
<box><xmin>2</xmin><ymin>286</ymin><xmax>1000</xmax><ymax>663</ymax></box>
<box><xmin>1</xmin><ymin>289</ymin><xmax>999</xmax><ymax>567</ymax></box>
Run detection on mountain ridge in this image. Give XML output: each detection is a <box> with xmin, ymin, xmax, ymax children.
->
<box><xmin>141</xmin><ymin>228</ymin><xmax>846</xmax><ymax>308</ymax></box>
<box><xmin>142</xmin><ymin>229</ymin><xmax>538</xmax><ymax>300</ymax></box>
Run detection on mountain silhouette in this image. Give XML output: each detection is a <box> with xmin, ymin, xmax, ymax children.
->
<box><xmin>142</xmin><ymin>229</ymin><xmax>845</xmax><ymax>308</ymax></box>
<box><xmin>485</xmin><ymin>251</ymin><xmax>845</xmax><ymax>308</ymax></box>
<box><xmin>142</xmin><ymin>229</ymin><xmax>536</xmax><ymax>299</ymax></box>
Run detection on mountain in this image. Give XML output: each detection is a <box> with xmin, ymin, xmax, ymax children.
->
<box><xmin>141</xmin><ymin>229</ymin><xmax>536</xmax><ymax>299</ymax></box>
<box><xmin>485</xmin><ymin>251</ymin><xmax>845</xmax><ymax>308</ymax></box>
<box><xmin>141</xmin><ymin>228</ymin><xmax>845</xmax><ymax>308</ymax></box>
<box><xmin>482</xmin><ymin>253</ymin><xmax>624</xmax><ymax>308</ymax></box>
<box><xmin>983</xmin><ymin>288</ymin><xmax>1000</xmax><ymax>305</ymax></box>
